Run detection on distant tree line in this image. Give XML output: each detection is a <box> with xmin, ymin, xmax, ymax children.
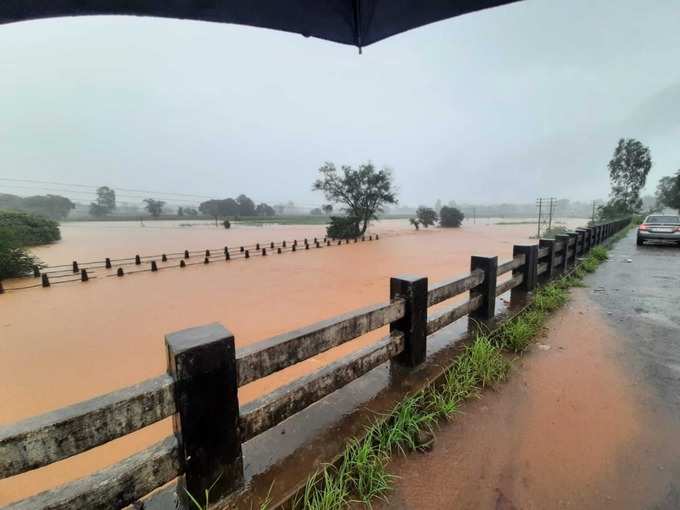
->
<box><xmin>198</xmin><ymin>194</ymin><xmax>277</xmax><ymax>225</ymax></box>
<box><xmin>0</xmin><ymin>193</ymin><xmax>75</xmax><ymax>220</ymax></box>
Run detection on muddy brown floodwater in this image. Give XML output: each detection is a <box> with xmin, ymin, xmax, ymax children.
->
<box><xmin>381</xmin><ymin>289</ymin><xmax>680</xmax><ymax>510</ymax></box>
<box><xmin>0</xmin><ymin>218</ymin><xmax>585</xmax><ymax>504</ymax></box>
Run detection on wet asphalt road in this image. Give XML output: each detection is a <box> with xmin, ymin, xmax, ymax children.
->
<box><xmin>587</xmin><ymin>228</ymin><xmax>680</xmax><ymax>420</ymax></box>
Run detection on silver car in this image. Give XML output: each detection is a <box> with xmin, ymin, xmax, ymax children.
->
<box><xmin>637</xmin><ymin>214</ymin><xmax>680</xmax><ymax>246</ymax></box>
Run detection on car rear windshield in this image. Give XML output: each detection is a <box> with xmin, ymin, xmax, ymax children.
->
<box><xmin>646</xmin><ymin>216</ymin><xmax>680</xmax><ymax>224</ymax></box>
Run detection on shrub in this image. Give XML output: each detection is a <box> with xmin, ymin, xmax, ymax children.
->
<box><xmin>0</xmin><ymin>210</ymin><xmax>60</xmax><ymax>245</ymax></box>
<box><xmin>439</xmin><ymin>206</ymin><xmax>464</xmax><ymax>228</ymax></box>
<box><xmin>223</xmin><ymin>219</ymin><xmax>231</xmax><ymax>229</ymax></box>
<box><xmin>416</xmin><ymin>207</ymin><xmax>437</xmax><ymax>228</ymax></box>
<box><xmin>327</xmin><ymin>216</ymin><xmax>361</xmax><ymax>239</ymax></box>
<box><xmin>0</xmin><ymin>235</ymin><xmax>42</xmax><ymax>279</ymax></box>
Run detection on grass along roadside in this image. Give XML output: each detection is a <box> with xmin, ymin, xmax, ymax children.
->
<box><xmin>289</xmin><ymin>246</ymin><xmax>613</xmax><ymax>510</ymax></box>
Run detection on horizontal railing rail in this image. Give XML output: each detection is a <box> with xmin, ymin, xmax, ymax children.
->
<box><xmin>236</xmin><ymin>300</ymin><xmax>405</xmax><ymax>387</ymax></box>
<box><xmin>0</xmin><ymin>217</ymin><xmax>631</xmax><ymax>509</ymax></box>
<box><xmin>426</xmin><ymin>269</ymin><xmax>484</xmax><ymax>308</ymax></box>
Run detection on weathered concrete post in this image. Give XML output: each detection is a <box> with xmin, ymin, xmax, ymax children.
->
<box><xmin>282</xmin><ymin>241</ymin><xmax>287</xmax><ymax>248</ymax></box>
<box><xmin>469</xmin><ymin>256</ymin><xmax>498</xmax><ymax>321</ymax></box>
<box><xmin>81</xmin><ymin>269</ymin><xmax>89</xmax><ymax>281</ymax></box>
<box><xmin>180</xmin><ymin>260</ymin><xmax>186</xmax><ymax>268</ymax></box>
<box><xmin>270</xmin><ymin>242</ymin><xmax>274</xmax><ymax>249</ymax></box>
<box><xmin>162</xmin><ymin>254</ymin><xmax>168</xmax><ymax>262</ymax></box>
<box><xmin>555</xmin><ymin>235</ymin><xmax>570</xmax><ymax>273</ymax></box>
<box><xmin>538</xmin><ymin>239</ymin><xmax>556</xmax><ymax>282</ymax></box>
<box><xmin>166</xmin><ymin>324</ymin><xmax>244</xmax><ymax>504</ymax></box>
<box><xmin>277</xmin><ymin>247</ymin><xmax>282</xmax><ymax>254</ymax></box>
<box><xmin>184</xmin><ymin>250</ymin><xmax>190</xmax><ymax>259</ymax></box>
<box><xmin>567</xmin><ymin>232</ymin><xmax>578</xmax><ymax>267</ymax></box>
<box><xmin>105</xmin><ymin>258</ymin><xmax>112</xmax><ymax>269</ymax></box>
<box><xmin>135</xmin><ymin>255</ymin><xmax>141</xmax><ymax>265</ymax></box>
<box><xmin>72</xmin><ymin>261</ymin><xmax>79</xmax><ymax>273</ymax></box>
<box><xmin>511</xmin><ymin>245</ymin><xmax>538</xmax><ymax>302</ymax></box>
<box><xmin>151</xmin><ymin>261</ymin><xmax>158</xmax><ymax>272</ymax></box>
<box><xmin>245</xmin><ymin>250</ymin><xmax>250</xmax><ymax>258</ymax></box>
<box><xmin>575</xmin><ymin>229</ymin><xmax>586</xmax><ymax>257</ymax></box>
<box><xmin>390</xmin><ymin>275</ymin><xmax>428</xmax><ymax>368</ymax></box>
<box><xmin>117</xmin><ymin>268</ymin><xmax>124</xmax><ymax>276</ymax></box>
<box><xmin>262</xmin><ymin>248</ymin><xmax>267</xmax><ymax>256</ymax></box>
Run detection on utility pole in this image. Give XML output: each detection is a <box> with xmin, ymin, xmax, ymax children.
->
<box><xmin>591</xmin><ymin>200</ymin><xmax>597</xmax><ymax>224</ymax></box>
<box><xmin>547</xmin><ymin>197</ymin><xmax>556</xmax><ymax>232</ymax></box>
<box><xmin>536</xmin><ymin>198</ymin><xmax>544</xmax><ymax>238</ymax></box>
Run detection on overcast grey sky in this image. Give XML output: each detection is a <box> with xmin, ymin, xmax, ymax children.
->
<box><xmin>1</xmin><ymin>0</ymin><xmax>679</xmax><ymax>208</ymax></box>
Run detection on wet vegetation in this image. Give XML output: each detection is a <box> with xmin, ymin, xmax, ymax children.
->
<box><xmin>291</xmin><ymin>245</ymin><xmax>614</xmax><ymax>509</ymax></box>
<box><xmin>0</xmin><ymin>210</ymin><xmax>60</xmax><ymax>278</ymax></box>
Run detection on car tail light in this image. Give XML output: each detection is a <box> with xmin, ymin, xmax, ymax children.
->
<box><xmin>639</xmin><ymin>224</ymin><xmax>649</xmax><ymax>231</ymax></box>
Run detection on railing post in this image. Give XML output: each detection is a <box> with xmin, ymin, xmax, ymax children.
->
<box><xmin>538</xmin><ymin>239</ymin><xmax>556</xmax><ymax>282</ymax></box>
<box><xmin>390</xmin><ymin>275</ymin><xmax>428</xmax><ymax>368</ymax></box>
<box><xmin>511</xmin><ymin>245</ymin><xmax>538</xmax><ymax>302</ymax></box>
<box><xmin>567</xmin><ymin>232</ymin><xmax>578</xmax><ymax>266</ymax></box>
<box><xmin>575</xmin><ymin>229</ymin><xmax>586</xmax><ymax>257</ymax></box>
<box><xmin>166</xmin><ymin>324</ymin><xmax>244</xmax><ymax>503</ymax></box>
<box><xmin>469</xmin><ymin>256</ymin><xmax>498</xmax><ymax>321</ymax></box>
<box><xmin>555</xmin><ymin>234</ymin><xmax>570</xmax><ymax>273</ymax></box>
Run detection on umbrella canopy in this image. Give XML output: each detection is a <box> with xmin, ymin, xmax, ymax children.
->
<box><xmin>0</xmin><ymin>0</ymin><xmax>519</xmax><ymax>50</ymax></box>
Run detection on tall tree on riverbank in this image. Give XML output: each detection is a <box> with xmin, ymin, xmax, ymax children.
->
<box><xmin>599</xmin><ymin>138</ymin><xmax>652</xmax><ymax>219</ymax></box>
<box><xmin>89</xmin><ymin>186</ymin><xmax>116</xmax><ymax>217</ymax></box>
<box><xmin>143</xmin><ymin>198</ymin><xmax>165</xmax><ymax>217</ymax></box>
<box><xmin>313</xmin><ymin>162</ymin><xmax>397</xmax><ymax>234</ymax></box>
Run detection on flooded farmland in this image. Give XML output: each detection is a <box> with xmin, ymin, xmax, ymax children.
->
<box><xmin>0</xmin><ymin>217</ymin><xmax>586</xmax><ymax>504</ymax></box>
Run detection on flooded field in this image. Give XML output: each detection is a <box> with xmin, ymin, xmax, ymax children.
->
<box><xmin>0</xmin><ymin>217</ymin><xmax>587</xmax><ymax>504</ymax></box>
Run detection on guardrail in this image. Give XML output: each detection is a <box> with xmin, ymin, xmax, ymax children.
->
<box><xmin>0</xmin><ymin>218</ymin><xmax>630</xmax><ymax>509</ymax></box>
<box><xmin>0</xmin><ymin>234</ymin><xmax>381</xmax><ymax>293</ymax></box>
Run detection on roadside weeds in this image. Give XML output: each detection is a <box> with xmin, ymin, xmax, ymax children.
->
<box><xmin>290</xmin><ymin>244</ymin><xmax>614</xmax><ymax>510</ymax></box>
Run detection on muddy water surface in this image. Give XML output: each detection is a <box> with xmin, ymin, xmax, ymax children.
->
<box><xmin>0</xmin><ymin>218</ymin><xmax>585</xmax><ymax>504</ymax></box>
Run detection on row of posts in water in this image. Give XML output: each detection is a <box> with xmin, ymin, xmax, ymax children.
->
<box><xmin>26</xmin><ymin>235</ymin><xmax>379</xmax><ymax>289</ymax></box>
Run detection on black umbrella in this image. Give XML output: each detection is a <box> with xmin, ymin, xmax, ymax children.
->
<box><xmin>0</xmin><ymin>0</ymin><xmax>519</xmax><ymax>51</ymax></box>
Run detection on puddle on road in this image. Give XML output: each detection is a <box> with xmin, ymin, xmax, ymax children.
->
<box><xmin>0</xmin><ymin>218</ymin><xmax>587</xmax><ymax>505</ymax></box>
<box><xmin>380</xmin><ymin>289</ymin><xmax>680</xmax><ymax>510</ymax></box>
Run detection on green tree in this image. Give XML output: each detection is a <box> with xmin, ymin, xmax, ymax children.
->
<box><xmin>143</xmin><ymin>198</ymin><xmax>165</xmax><ymax>218</ymax></box>
<box><xmin>199</xmin><ymin>199</ymin><xmax>227</xmax><ymax>226</ymax></box>
<box><xmin>416</xmin><ymin>206</ymin><xmax>438</xmax><ymax>228</ymax></box>
<box><xmin>21</xmin><ymin>195</ymin><xmax>75</xmax><ymax>220</ymax></box>
<box><xmin>89</xmin><ymin>186</ymin><xmax>116</xmax><ymax>217</ymax></box>
<box><xmin>602</xmin><ymin>138</ymin><xmax>652</xmax><ymax>217</ymax></box>
<box><xmin>177</xmin><ymin>206</ymin><xmax>185</xmax><ymax>216</ymax></box>
<box><xmin>409</xmin><ymin>218</ymin><xmax>420</xmax><ymax>230</ymax></box>
<box><xmin>440</xmin><ymin>206</ymin><xmax>465</xmax><ymax>228</ymax></box>
<box><xmin>236</xmin><ymin>194</ymin><xmax>256</xmax><ymax>216</ymax></box>
<box><xmin>313</xmin><ymin>162</ymin><xmax>397</xmax><ymax>235</ymax></box>
<box><xmin>656</xmin><ymin>172</ymin><xmax>680</xmax><ymax>212</ymax></box>
<box><xmin>322</xmin><ymin>204</ymin><xmax>333</xmax><ymax>215</ymax></box>
<box><xmin>255</xmin><ymin>203</ymin><xmax>275</xmax><ymax>216</ymax></box>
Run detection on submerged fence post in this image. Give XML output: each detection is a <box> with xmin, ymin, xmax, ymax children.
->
<box><xmin>151</xmin><ymin>261</ymin><xmax>158</xmax><ymax>272</ymax></box>
<box><xmin>105</xmin><ymin>258</ymin><xmax>112</xmax><ymax>269</ymax></box>
<box><xmin>390</xmin><ymin>275</ymin><xmax>428</xmax><ymax>368</ymax></box>
<box><xmin>72</xmin><ymin>261</ymin><xmax>79</xmax><ymax>273</ymax></box>
<box><xmin>184</xmin><ymin>250</ymin><xmax>190</xmax><ymax>259</ymax></box>
<box><xmin>511</xmin><ymin>245</ymin><xmax>538</xmax><ymax>302</ymax></box>
<box><xmin>135</xmin><ymin>255</ymin><xmax>141</xmax><ymax>265</ymax></box>
<box><xmin>41</xmin><ymin>273</ymin><xmax>50</xmax><ymax>287</ymax></box>
<box><xmin>80</xmin><ymin>269</ymin><xmax>89</xmax><ymax>282</ymax></box>
<box><xmin>117</xmin><ymin>268</ymin><xmax>124</xmax><ymax>277</ymax></box>
<box><xmin>538</xmin><ymin>239</ymin><xmax>556</xmax><ymax>283</ymax></box>
<box><xmin>166</xmin><ymin>323</ymin><xmax>244</xmax><ymax>504</ymax></box>
<box><xmin>469</xmin><ymin>256</ymin><xmax>498</xmax><ymax>321</ymax></box>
